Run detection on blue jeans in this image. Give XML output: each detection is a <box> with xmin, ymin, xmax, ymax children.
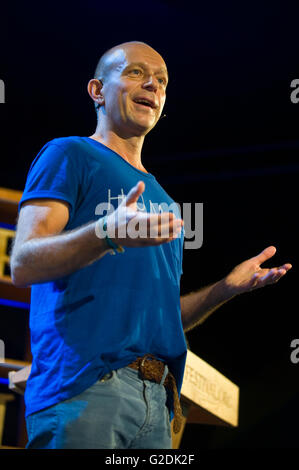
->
<box><xmin>25</xmin><ymin>365</ymin><xmax>172</xmax><ymax>449</ymax></box>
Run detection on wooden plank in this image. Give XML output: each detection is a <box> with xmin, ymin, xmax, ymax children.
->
<box><xmin>0</xmin><ymin>209</ymin><xmax>30</xmax><ymax>300</ymax></box>
<box><xmin>8</xmin><ymin>366</ymin><xmax>31</xmax><ymax>395</ymax></box>
<box><xmin>0</xmin><ymin>445</ymin><xmax>23</xmax><ymax>449</ymax></box>
<box><xmin>0</xmin><ymin>188</ymin><xmax>23</xmax><ymax>203</ymax></box>
<box><xmin>180</xmin><ymin>350</ymin><xmax>239</xmax><ymax>427</ymax></box>
<box><xmin>0</xmin><ymin>282</ymin><xmax>30</xmax><ymax>303</ymax></box>
<box><xmin>0</xmin><ymin>359</ymin><xmax>31</xmax><ymax>380</ymax></box>
<box><xmin>0</xmin><ymin>394</ymin><xmax>15</xmax><ymax>446</ymax></box>
<box><xmin>1</xmin><ymin>358</ymin><xmax>31</xmax><ymax>369</ymax></box>
<box><xmin>0</xmin><ymin>227</ymin><xmax>15</xmax><ymax>282</ymax></box>
<box><xmin>0</xmin><ymin>394</ymin><xmax>15</xmax><ymax>404</ymax></box>
<box><xmin>0</xmin><ymin>187</ymin><xmax>22</xmax><ymax>226</ymax></box>
<box><xmin>0</xmin><ymin>403</ymin><xmax>5</xmax><ymax>445</ymax></box>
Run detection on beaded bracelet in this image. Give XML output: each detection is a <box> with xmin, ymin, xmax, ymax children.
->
<box><xmin>100</xmin><ymin>215</ymin><xmax>125</xmax><ymax>255</ymax></box>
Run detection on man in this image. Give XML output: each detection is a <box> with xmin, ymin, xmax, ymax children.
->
<box><xmin>10</xmin><ymin>41</ymin><xmax>292</xmax><ymax>449</ymax></box>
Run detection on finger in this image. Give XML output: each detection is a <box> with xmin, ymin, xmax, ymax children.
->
<box><xmin>125</xmin><ymin>212</ymin><xmax>181</xmax><ymax>240</ymax></box>
<box><xmin>156</xmin><ymin>221</ymin><xmax>183</xmax><ymax>238</ymax></box>
<box><xmin>259</xmin><ymin>268</ymin><xmax>288</xmax><ymax>284</ymax></box>
<box><xmin>259</xmin><ymin>264</ymin><xmax>292</xmax><ymax>281</ymax></box>
<box><xmin>147</xmin><ymin>213</ymin><xmax>182</xmax><ymax>237</ymax></box>
<box><xmin>160</xmin><ymin>213</ymin><xmax>183</xmax><ymax>228</ymax></box>
<box><xmin>249</xmin><ymin>272</ymin><xmax>261</xmax><ymax>288</ymax></box>
<box><xmin>258</xmin><ymin>268</ymin><xmax>278</xmax><ymax>282</ymax></box>
<box><xmin>144</xmin><ymin>212</ymin><xmax>180</xmax><ymax>228</ymax></box>
<box><xmin>253</xmin><ymin>246</ymin><xmax>277</xmax><ymax>266</ymax></box>
<box><xmin>273</xmin><ymin>269</ymin><xmax>287</xmax><ymax>282</ymax></box>
<box><xmin>146</xmin><ymin>221</ymin><xmax>181</xmax><ymax>238</ymax></box>
<box><xmin>279</xmin><ymin>263</ymin><xmax>292</xmax><ymax>272</ymax></box>
<box><xmin>123</xmin><ymin>181</ymin><xmax>145</xmax><ymax>207</ymax></box>
<box><xmin>147</xmin><ymin>212</ymin><xmax>175</xmax><ymax>225</ymax></box>
<box><xmin>133</xmin><ymin>212</ymin><xmax>173</xmax><ymax>235</ymax></box>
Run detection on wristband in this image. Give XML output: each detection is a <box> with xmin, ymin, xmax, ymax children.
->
<box><xmin>100</xmin><ymin>215</ymin><xmax>125</xmax><ymax>255</ymax></box>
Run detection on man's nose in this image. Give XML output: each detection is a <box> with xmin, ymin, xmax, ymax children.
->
<box><xmin>142</xmin><ymin>75</ymin><xmax>158</xmax><ymax>92</ymax></box>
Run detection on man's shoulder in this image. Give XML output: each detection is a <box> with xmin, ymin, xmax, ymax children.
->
<box><xmin>30</xmin><ymin>137</ymin><xmax>89</xmax><ymax>172</ymax></box>
<box><xmin>46</xmin><ymin>135</ymin><xmax>84</xmax><ymax>152</ymax></box>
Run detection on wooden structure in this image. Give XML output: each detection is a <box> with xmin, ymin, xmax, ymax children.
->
<box><xmin>171</xmin><ymin>349</ymin><xmax>239</xmax><ymax>448</ymax></box>
<box><xmin>0</xmin><ymin>187</ymin><xmax>30</xmax><ymax>304</ymax></box>
<box><xmin>0</xmin><ymin>188</ymin><xmax>31</xmax><ymax>448</ymax></box>
<box><xmin>0</xmin><ymin>394</ymin><xmax>15</xmax><ymax>445</ymax></box>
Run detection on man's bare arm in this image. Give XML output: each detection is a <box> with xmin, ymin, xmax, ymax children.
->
<box><xmin>180</xmin><ymin>280</ymin><xmax>234</xmax><ymax>332</ymax></box>
<box><xmin>10</xmin><ymin>199</ymin><xmax>112</xmax><ymax>287</ymax></box>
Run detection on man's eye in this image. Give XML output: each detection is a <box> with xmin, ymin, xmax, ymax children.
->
<box><xmin>158</xmin><ymin>77</ymin><xmax>166</xmax><ymax>85</ymax></box>
<box><xmin>130</xmin><ymin>69</ymin><xmax>142</xmax><ymax>75</ymax></box>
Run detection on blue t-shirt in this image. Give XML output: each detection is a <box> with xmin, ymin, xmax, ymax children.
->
<box><xmin>19</xmin><ymin>136</ymin><xmax>187</xmax><ymax>419</ymax></box>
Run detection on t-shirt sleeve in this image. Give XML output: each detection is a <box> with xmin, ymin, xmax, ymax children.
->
<box><xmin>18</xmin><ymin>141</ymin><xmax>80</xmax><ymax>221</ymax></box>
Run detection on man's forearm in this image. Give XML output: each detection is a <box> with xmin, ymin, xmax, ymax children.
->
<box><xmin>11</xmin><ymin>221</ymin><xmax>111</xmax><ymax>287</ymax></box>
<box><xmin>180</xmin><ymin>279</ymin><xmax>236</xmax><ymax>332</ymax></box>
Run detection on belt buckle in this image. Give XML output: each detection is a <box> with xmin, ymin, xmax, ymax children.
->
<box><xmin>140</xmin><ymin>353</ymin><xmax>157</xmax><ymax>379</ymax></box>
<box><xmin>141</xmin><ymin>353</ymin><xmax>156</xmax><ymax>368</ymax></box>
<box><xmin>140</xmin><ymin>354</ymin><xmax>166</xmax><ymax>385</ymax></box>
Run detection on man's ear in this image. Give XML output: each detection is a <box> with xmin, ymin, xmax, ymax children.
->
<box><xmin>87</xmin><ymin>79</ymin><xmax>105</xmax><ymax>107</ymax></box>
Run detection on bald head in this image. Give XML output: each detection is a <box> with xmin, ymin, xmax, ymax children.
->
<box><xmin>93</xmin><ymin>41</ymin><xmax>167</xmax><ymax>113</ymax></box>
<box><xmin>94</xmin><ymin>41</ymin><xmax>166</xmax><ymax>80</ymax></box>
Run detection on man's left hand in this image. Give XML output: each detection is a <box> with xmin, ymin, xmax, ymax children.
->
<box><xmin>224</xmin><ymin>246</ymin><xmax>292</xmax><ymax>296</ymax></box>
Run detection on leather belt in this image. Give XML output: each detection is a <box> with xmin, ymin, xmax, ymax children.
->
<box><xmin>127</xmin><ymin>353</ymin><xmax>183</xmax><ymax>434</ymax></box>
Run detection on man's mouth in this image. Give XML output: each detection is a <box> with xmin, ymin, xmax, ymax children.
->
<box><xmin>133</xmin><ymin>97</ymin><xmax>157</xmax><ymax>109</ymax></box>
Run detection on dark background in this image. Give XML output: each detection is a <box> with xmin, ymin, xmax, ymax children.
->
<box><xmin>0</xmin><ymin>0</ymin><xmax>298</xmax><ymax>449</ymax></box>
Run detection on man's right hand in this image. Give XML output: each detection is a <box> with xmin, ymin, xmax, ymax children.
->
<box><xmin>101</xmin><ymin>181</ymin><xmax>184</xmax><ymax>247</ymax></box>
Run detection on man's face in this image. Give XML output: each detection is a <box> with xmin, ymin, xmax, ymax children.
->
<box><xmin>100</xmin><ymin>44</ymin><xmax>168</xmax><ymax>136</ymax></box>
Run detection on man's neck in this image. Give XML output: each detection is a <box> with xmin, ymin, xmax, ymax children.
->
<box><xmin>89</xmin><ymin>126</ymin><xmax>148</xmax><ymax>173</ymax></box>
